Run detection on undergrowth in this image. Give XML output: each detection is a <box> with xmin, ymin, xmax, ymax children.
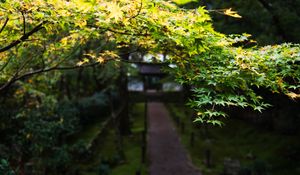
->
<box><xmin>167</xmin><ymin>103</ymin><xmax>300</xmax><ymax>175</ymax></box>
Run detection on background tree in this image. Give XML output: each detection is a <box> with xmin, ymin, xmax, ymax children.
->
<box><xmin>178</xmin><ymin>0</ymin><xmax>300</xmax><ymax>45</ymax></box>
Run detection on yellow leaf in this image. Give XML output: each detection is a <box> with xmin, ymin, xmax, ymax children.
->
<box><xmin>217</xmin><ymin>39</ymin><xmax>229</xmax><ymax>46</ymax></box>
<box><xmin>106</xmin><ymin>2</ymin><xmax>123</xmax><ymax>21</ymax></box>
<box><xmin>83</xmin><ymin>58</ymin><xmax>89</xmax><ymax>63</ymax></box>
<box><xmin>61</xmin><ymin>37</ymin><xmax>68</xmax><ymax>45</ymax></box>
<box><xmin>286</xmin><ymin>92</ymin><xmax>300</xmax><ymax>99</ymax></box>
<box><xmin>97</xmin><ymin>56</ymin><xmax>105</xmax><ymax>63</ymax></box>
<box><xmin>197</xmin><ymin>112</ymin><xmax>203</xmax><ymax>116</ymax></box>
<box><xmin>75</xmin><ymin>20</ymin><xmax>87</xmax><ymax>28</ymax></box>
<box><xmin>173</xmin><ymin>0</ymin><xmax>197</xmax><ymax>5</ymax></box>
<box><xmin>224</xmin><ymin>8</ymin><xmax>242</xmax><ymax>18</ymax></box>
<box><xmin>76</xmin><ymin>61</ymin><xmax>84</xmax><ymax>66</ymax></box>
<box><xmin>26</xmin><ymin>133</ymin><xmax>32</xmax><ymax>139</ymax></box>
<box><xmin>100</xmin><ymin>50</ymin><xmax>120</xmax><ymax>59</ymax></box>
<box><xmin>76</xmin><ymin>58</ymin><xmax>89</xmax><ymax>66</ymax></box>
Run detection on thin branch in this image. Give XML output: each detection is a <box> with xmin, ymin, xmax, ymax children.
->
<box><xmin>15</xmin><ymin>52</ymin><xmax>36</xmax><ymax>76</ymax></box>
<box><xmin>0</xmin><ymin>48</ymin><xmax>167</xmax><ymax>92</ymax></box>
<box><xmin>97</xmin><ymin>26</ymin><xmax>149</xmax><ymax>37</ymax></box>
<box><xmin>0</xmin><ymin>62</ymin><xmax>99</xmax><ymax>92</ymax></box>
<box><xmin>0</xmin><ymin>17</ymin><xmax>9</xmax><ymax>34</ymax></box>
<box><xmin>0</xmin><ymin>57</ymin><xmax>169</xmax><ymax>92</ymax></box>
<box><xmin>0</xmin><ymin>56</ymin><xmax>13</xmax><ymax>72</ymax></box>
<box><xmin>128</xmin><ymin>0</ymin><xmax>143</xmax><ymax>20</ymax></box>
<box><xmin>0</xmin><ymin>21</ymin><xmax>46</xmax><ymax>53</ymax></box>
<box><xmin>108</xmin><ymin>55</ymin><xmax>169</xmax><ymax>65</ymax></box>
<box><xmin>3</xmin><ymin>52</ymin><xmax>37</xmax><ymax>88</ymax></box>
<box><xmin>21</xmin><ymin>11</ymin><xmax>26</xmax><ymax>35</ymax></box>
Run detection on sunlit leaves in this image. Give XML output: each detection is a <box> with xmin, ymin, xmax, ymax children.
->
<box><xmin>286</xmin><ymin>92</ymin><xmax>300</xmax><ymax>99</ymax></box>
<box><xmin>105</xmin><ymin>1</ymin><xmax>124</xmax><ymax>22</ymax></box>
<box><xmin>223</xmin><ymin>8</ymin><xmax>242</xmax><ymax>18</ymax></box>
<box><xmin>0</xmin><ymin>0</ymin><xmax>299</xmax><ymax>125</ymax></box>
<box><xmin>77</xmin><ymin>50</ymin><xmax>120</xmax><ymax>66</ymax></box>
<box><xmin>98</xmin><ymin>50</ymin><xmax>120</xmax><ymax>62</ymax></box>
<box><xmin>211</xmin><ymin>8</ymin><xmax>242</xmax><ymax>19</ymax></box>
<box><xmin>172</xmin><ymin>0</ymin><xmax>197</xmax><ymax>5</ymax></box>
<box><xmin>178</xmin><ymin>41</ymin><xmax>299</xmax><ymax>124</ymax></box>
<box><xmin>76</xmin><ymin>58</ymin><xmax>89</xmax><ymax>66</ymax></box>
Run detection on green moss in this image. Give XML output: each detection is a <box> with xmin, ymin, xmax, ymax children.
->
<box><xmin>79</xmin><ymin>103</ymin><xmax>148</xmax><ymax>175</ymax></box>
<box><xmin>78</xmin><ymin>129</ymin><xmax>118</xmax><ymax>175</ymax></box>
<box><xmin>111</xmin><ymin>138</ymin><xmax>147</xmax><ymax>175</ymax></box>
<box><xmin>111</xmin><ymin>103</ymin><xmax>147</xmax><ymax>175</ymax></box>
<box><xmin>167</xmin><ymin>103</ymin><xmax>300</xmax><ymax>175</ymax></box>
<box><xmin>68</xmin><ymin>115</ymin><xmax>107</xmax><ymax>147</ymax></box>
<box><xmin>77</xmin><ymin>118</ymin><xmax>107</xmax><ymax>147</ymax></box>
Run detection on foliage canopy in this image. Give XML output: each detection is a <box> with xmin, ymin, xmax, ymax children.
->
<box><xmin>0</xmin><ymin>0</ymin><xmax>299</xmax><ymax>125</ymax></box>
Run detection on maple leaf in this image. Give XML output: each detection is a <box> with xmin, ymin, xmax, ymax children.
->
<box><xmin>106</xmin><ymin>2</ymin><xmax>124</xmax><ymax>21</ymax></box>
<box><xmin>286</xmin><ymin>92</ymin><xmax>300</xmax><ymax>99</ymax></box>
<box><xmin>76</xmin><ymin>58</ymin><xmax>89</xmax><ymax>66</ymax></box>
<box><xmin>97</xmin><ymin>56</ymin><xmax>105</xmax><ymax>63</ymax></box>
<box><xmin>75</xmin><ymin>20</ymin><xmax>87</xmax><ymax>28</ymax></box>
<box><xmin>224</xmin><ymin>8</ymin><xmax>242</xmax><ymax>18</ymax></box>
<box><xmin>76</xmin><ymin>61</ymin><xmax>84</xmax><ymax>66</ymax></box>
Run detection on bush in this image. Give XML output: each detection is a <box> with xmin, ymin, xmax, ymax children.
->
<box><xmin>0</xmin><ymin>159</ymin><xmax>16</xmax><ymax>175</ymax></box>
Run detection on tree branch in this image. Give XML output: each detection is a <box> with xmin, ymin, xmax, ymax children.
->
<box><xmin>128</xmin><ymin>0</ymin><xmax>143</xmax><ymax>20</ymax></box>
<box><xmin>0</xmin><ymin>56</ymin><xmax>12</xmax><ymax>72</ymax></box>
<box><xmin>0</xmin><ymin>21</ymin><xmax>46</xmax><ymax>53</ymax></box>
<box><xmin>21</xmin><ymin>11</ymin><xmax>26</xmax><ymax>35</ymax></box>
<box><xmin>0</xmin><ymin>49</ymin><xmax>167</xmax><ymax>92</ymax></box>
<box><xmin>0</xmin><ymin>62</ymin><xmax>99</xmax><ymax>92</ymax></box>
<box><xmin>0</xmin><ymin>17</ymin><xmax>9</xmax><ymax>34</ymax></box>
<box><xmin>97</xmin><ymin>26</ymin><xmax>149</xmax><ymax>37</ymax></box>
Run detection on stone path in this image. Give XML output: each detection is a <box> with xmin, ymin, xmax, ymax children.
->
<box><xmin>147</xmin><ymin>102</ymin><xmax>201</xmax><ymax>175</ymax></box>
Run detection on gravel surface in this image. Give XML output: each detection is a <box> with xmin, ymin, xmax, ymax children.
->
<box><xmin>147</xmin><ymin>102</ymin><xmax>201</xmax><ymax>175</ymax></box>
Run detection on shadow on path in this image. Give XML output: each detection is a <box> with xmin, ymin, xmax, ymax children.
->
<box><xmin>147</xmin><ymin>102</ymin><xmax>201</xmax><ymax>175</ymax></box>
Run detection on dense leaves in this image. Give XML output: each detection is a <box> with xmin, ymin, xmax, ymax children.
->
<box><xmin>0</xmin><ymin>159</ymin><xmax>16</xmax><ymax>175</ymax></box>
<box><xmin>0</xmin><ymin>0</ymin><xmax>299</xmax><ymax>123</ymax></box>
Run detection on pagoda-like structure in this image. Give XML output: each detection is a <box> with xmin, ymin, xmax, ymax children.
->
<box><xmin>137</xmin><ymin>62</ymin><xmax>167</xmax><ymax>91</ymax></box>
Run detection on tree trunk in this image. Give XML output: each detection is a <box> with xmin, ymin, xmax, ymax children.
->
<box><xmin>118</xmin><ymin>53</ymin><xmax>131</xmax><ymax>136</ymax></box>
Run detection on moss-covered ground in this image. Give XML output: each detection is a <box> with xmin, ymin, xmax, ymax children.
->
<box><xmin>110</xmin><ymin>103</ymin><xmax>147</xmax><ymax>175</ymax></box>
<box><xmin>167</xmin><ymin>103</ymin><xmax>300</xmax><ymax>175</ymax></box>
<box><xmin>76</xmin><ymin>103</ymin><xmax>147</xmax><ymax>175</ymax></box>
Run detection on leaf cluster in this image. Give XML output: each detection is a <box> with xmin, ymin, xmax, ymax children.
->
<box><xmin>0</xmin><ymin>0</ymin><xmax>299</xmax><ymax>125</ymax></box>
